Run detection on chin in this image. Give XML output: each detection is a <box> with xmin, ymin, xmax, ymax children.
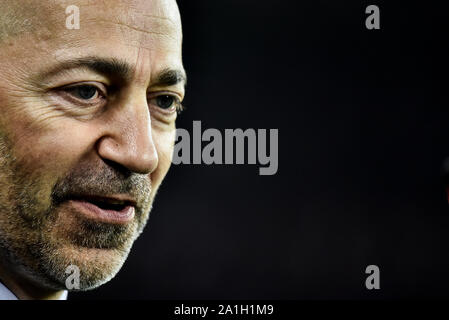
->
<box><xmin>35</xmin><ymin>241</ymin><xmax>134</xmax><ymax>291</ymax></box>
<box><xmin>31</xmin><ymin>214</ymin><xmax>139</xmax><ymax>291</ymax></box>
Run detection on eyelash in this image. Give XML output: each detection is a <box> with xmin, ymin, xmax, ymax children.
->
<box><xmin>61</xmin><ymin>84</ymin><xmax>184</xmax><ymax>114</ymax></box>
<box><xmin>148</xmin><ymin>93</ymin><xmax>185</xmax><ymax>114</ymax></box>
<box><xmin>61</xmin><ymin>83</ymin><xmax>106</xmax><ymax>107</ymax></box>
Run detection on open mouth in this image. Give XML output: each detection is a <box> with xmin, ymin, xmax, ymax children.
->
<box><xmin>84</xmin><ymin>198</ymin><xmax>129</xmax><ymax>211</ymax></box>
<box><xmin>67</xmin><ymin>195</ymin><xmax>136</xmax><ymax>224</ymax></box>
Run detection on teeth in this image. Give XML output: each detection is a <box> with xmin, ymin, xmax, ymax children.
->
<box><xmin>94</xmin><ymin>199</ymin><xmax>126</xmax><ymax>205</ymax></box>
<box><xmin>103</xmin><ymin>199</ymin><xmax>125</xmax><ymax>205</ymax></box>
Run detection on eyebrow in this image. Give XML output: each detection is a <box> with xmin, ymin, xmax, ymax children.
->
<box><xmin>155</xmin><ymin>67</ymin><xmax>187</xmax><ymax>87</ymax></box>
<box><xmin>35</xmin><ymin>56</ymin><xmax>187</xmax><ymax>87</ymax></box>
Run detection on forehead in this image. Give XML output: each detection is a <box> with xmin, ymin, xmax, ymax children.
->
<box><xmin>1</xmin><ymin>0</ymin><xmax>183</xmax><ymax>82</ymax></box>
<box><xmin>76</xmin><ymin>0</ymin><xmax>182</xmax><ymax>48</ymax></box>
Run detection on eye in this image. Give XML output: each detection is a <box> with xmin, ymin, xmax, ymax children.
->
<box><xmin>149</xmin><ymin>94</ymin><xmax>184</xmax><ymax>113</ymax></box>
<box><xmin>156</xmin><ymin>95</ymin><xmax>177</xmax><ymax>109</ymax></box>
<box><xmin>66</xmin><ymin>85</ymin><xmax>101</xmax><ymax>100</ymax></box>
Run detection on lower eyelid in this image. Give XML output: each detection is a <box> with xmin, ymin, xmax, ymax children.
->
<box><xmin>149</xmin><ymin>103</ymin><xmax>178</xmax><ymax>118</ymax></box>
<box><xmin>54</xmin><ymin>91</ymin><xmax>105</xmax><ymax>108</ymax></box>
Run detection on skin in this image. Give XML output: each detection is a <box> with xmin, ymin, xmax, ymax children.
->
<box><xmin>0</xmin><ymin>0</ymin><xmax>185</xmax><ymax>299</ymax></box>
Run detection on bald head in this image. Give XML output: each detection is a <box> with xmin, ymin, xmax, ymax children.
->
<box><xmin>0</xmin><ymin>0</ymin><xmax>182</xmax><ymax>46</ymax></box>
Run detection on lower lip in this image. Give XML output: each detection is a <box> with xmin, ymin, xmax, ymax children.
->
<box><xmin>68</xmin><ymin>200</ymin><xmax>135</xmax><ymax>224</ymax></box>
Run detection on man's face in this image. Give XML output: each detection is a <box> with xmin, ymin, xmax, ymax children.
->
<box><xmin>0</xmin><ymin>0</ymin><xmax>184</xmax><ymax>290</ymax></box>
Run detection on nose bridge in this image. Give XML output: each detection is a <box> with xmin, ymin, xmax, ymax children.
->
<box><xmin>98</xmin><ymin>93</ymin><xmax>158</xmax><ymax>174</ymax></box>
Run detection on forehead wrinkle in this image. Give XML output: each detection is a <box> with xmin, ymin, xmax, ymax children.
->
<box><xmin>80</xmin><ymin>1</ymin><xmax>181</xmax><ymax>42</ymax></box>
<box><xmin>140</xmin><ymin>13</ymin><xmax>178</xmax><ymax>24</ymax></box>
<box><xmin>85</xmin><ymin>19</ymin><xmax>179</xmax><ymax>42</ymax></box>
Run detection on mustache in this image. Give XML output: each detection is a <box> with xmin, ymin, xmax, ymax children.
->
<box><xmin>50</xmin><ymin>161</ymin><xmax>151</xmax><ymax>211</ymax></box>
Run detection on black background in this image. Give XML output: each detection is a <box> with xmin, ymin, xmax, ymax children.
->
<box><xmin>71</xmin><ymin>0</ymin><xmax>449</xmax><ymax>299</ymax></box>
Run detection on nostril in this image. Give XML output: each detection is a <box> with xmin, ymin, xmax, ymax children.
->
<box><xmin>102</xmin><ymin>159</ymin><xmax>132</xmax><ymax>178</ymax></box>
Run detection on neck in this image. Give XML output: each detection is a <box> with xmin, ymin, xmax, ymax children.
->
<box><xmin>0</xmin><ymin>262</ymin><xmax>67</xmax><ymax>300</ymax></box>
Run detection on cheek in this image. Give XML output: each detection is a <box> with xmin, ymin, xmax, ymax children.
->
<box><xmin>9</xmin><ymin>119</ymin><xmax>98</xmax><ymax>199</ymax></box>
<box><xmin>15</xmin><ymin>121</ymin><xmax>93</xmax><ymax>166</ymax></box>
<box><xmin>0</xmin><ymin>89</ymin><xmax>91</xmax><ymax>169</ymax></box>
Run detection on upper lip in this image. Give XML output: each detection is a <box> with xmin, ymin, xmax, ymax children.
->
<box><xmin>70</xmin><ymin>194</ymin><xmax>137</xmax><ymax>207</ymax></box>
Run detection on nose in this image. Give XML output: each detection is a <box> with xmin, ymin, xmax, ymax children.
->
<box><xmin>96</xmin><ymin>95</ymin><xmax>158</xmax><ymax>175</ymax></box>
